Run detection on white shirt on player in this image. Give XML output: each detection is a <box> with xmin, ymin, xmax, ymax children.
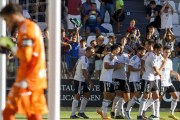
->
<box><xmin>142</xmin><ymin>52</ymin><xmax>157</xmax><ymax>81</ymax></box>
<box><xmin>112</xmin><ymin>53</ymin><xmax>129</xmax><ymax>80</ymax></box>
<box><xmin>154</xmin><ymin>54</ymin><xmax>164</xmax><ymax>80</ymax></box>
<box><xmin>74</xmin><ymin>56</ymin><xmax>89</xmax><ymax>82</ymax></box>
<box><xmin>159</xmin><ymin>59</ymin><xmax>173</xmax><ymax>87</ymax></box>
<box><xmin>100</xmin><ymin>54</ymin><xmax>118</xmax><ymax>83</ymax></box>
<box><xmin>129</xmin><ymin>55</ymin><xmax>141</xmax><ymax>82</ymax></box>
<box><xmin>141</xmin><ymin>52</ymin><xmax>149</xmax><ymax>61</ymax></box>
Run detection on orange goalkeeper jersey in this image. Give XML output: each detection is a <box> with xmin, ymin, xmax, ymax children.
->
<box><xmin>15</xmin><ymin>19</ymin><xmax>47</xmax><ymax>91</ymax></box>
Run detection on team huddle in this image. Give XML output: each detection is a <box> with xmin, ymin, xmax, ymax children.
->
<box><xmin>70</xmin><ymin>40</ymin><xmax>180</xmax><ymax>120</ymax></box>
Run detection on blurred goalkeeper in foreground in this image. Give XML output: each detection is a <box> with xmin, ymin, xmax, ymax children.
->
<box><xmin>0</xmin><ymin>3</ymin><xmax>48</xmax><ymax>120</ymax></box>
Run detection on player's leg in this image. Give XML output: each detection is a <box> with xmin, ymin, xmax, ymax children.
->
<box><xmin>78</xmin><ymin>82</ymin><xmax>90</xmax><ymax>118</ymax></box>
<box><xmin>143</xmin><ymin>81</ymin><xmax>159</xmax><ymax>119</ymax></box>
<box><xmin>2</xmin><ymin>107</ymin><xmax>16</xmax><ymax>120</ymax></box>
<box><xmin>137</xmin><ymin>80</ymin><xmax>150</xmax><ymax>119</ymax></box>
<box><xmin>126</xmin><ymin>82</ymin><xmax>141</xmax><ymax>119</ymax></box>
<box><xmin>168</xmin><ymin>85</ymin><xmax>178</xmax><ymax>120</ymax></box>
<box><xmin>27</xmin><ymin>114</ymin><xmax>43</xmax><ymax>120</ymax></box>
<box><xmin>115</xmin><ymin>80</ymin><xmax>125</xmax><ymax>118</ymax></box>
<box><xmin>70</xmin><ymin>80</ymin><xmax>81</xmax><ymax>118</ymax></box>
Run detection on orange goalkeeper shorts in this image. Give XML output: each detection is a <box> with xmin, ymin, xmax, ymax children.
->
<box><xmin>5</xmin><ymin>85</ymin><xmax>48</xmax><ymax>116</ymax></box>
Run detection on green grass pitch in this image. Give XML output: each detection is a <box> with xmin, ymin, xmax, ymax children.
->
<box><xmin>15</xmin><ymin>111</ymin><xmax>180</xmax><ymax>120</ymax></box>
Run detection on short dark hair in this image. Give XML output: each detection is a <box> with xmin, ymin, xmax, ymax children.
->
<box><xmin>111</xmin><ymin>45</ymin><xmax>120</xmax><ymax>52</ymax></box>
<box><xmin>116</xmin><ymin>42</ymin><xmax>122</xmax><ymax>46</ymax></box>
<box><xmin>90</xmin><ymin>40</ymin><xmax>96</xmax><ymax>44</ymax></box>
<box><xmin>80</xmin><ymin>39</ymin><xmax>86</xmax><ymax>43</ymax></box>
<box><xmin>154</xmin><ymin>43</ymin><xmax>163</xmax><ymax>50</ymax></box>
<box><xmin>150</xmin><ymin>26</ymin><xmax>155</xmax><ymax>29</ymax></box>
<box><xmin>148</xmin><ymin>40</ymin><xmax>155</xmax><ymax>46</ymax></box>
<box><xmin>0</xmin><ymin>3</ymin><xmax>22</xmax><ymax>16</ymax></box>
<box><xmin>163</xmin><ymin>46</ymin><xmax>171</xmax><ymax>51</ymax></box>
<box><xmin>137</xmin><ymin>46</ymin><xmax>146</xmax><ymax>51</ymax></box>
<box><xmin>150</xmin><ymin>1</ymin><xmax>156</xmax><ymax>5</ymax></box>
<box><xmin>91</xmin><ymin>3</ymin><xmax>96</xmax><ymax>6</ymax></box>
<box><xmin>86</xmin><ymin>47</ymin><xmax>94</xmax><ymax>52</ymax></box>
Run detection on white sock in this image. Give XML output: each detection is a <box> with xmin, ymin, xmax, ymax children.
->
<box><xmin>102</xmin><ymin>99</ymin><xmax>109</xmax><ymax>117</ymax></box>
<box><xmin>154</xmin><ymin>99</ymin><xmax>160</xmax><ymax>117</ymax></box>
<box><xmin>116</xmin><ymin>97</ymin><xmax>123</xmax><ymax>116</ymax></box>
<box><xmin>111</xmin><ymin>95</ymin><xmax>121</xmax><ymax>112</ymax></box>
<box><xmin>138</xmin><ymin>98</ymin><xmax>147</xmax><ymax>116</ymax></box>
<box><xmin>126</xmin><ymin>97</ymin><xmax>137</xmax><ymax>111</ymax></box>
<box><xmin>121</xmin><ymin>100</ymin><xmax>126</xmax><ymax>116</ymax></box>
<box><xmin>71</xmin><ymin>99</ymin><xmax>79</xmax><ymax>116</ymax></box>
<box><xmin>143</xmin><ymin>97</ymin><xmax>156</xmax><ymax>111</ymax></box>
<box><xmin>79</xmin><ymin>97</ymin><xmax>88</xmax><ymax>113</ymax></box>
<box><xmin>150</xmin><ymin>103</ymin><xmax>155</xmax><ymax>116</ymax></box>
<box><xmin>100</xmin><ymin>100</ymin><xmax>112</xmax><ymax>112</ymax></box>
<box><xmin>170</xmin><ymin>99</ymin><xmax>177</xmax><ymax>114</ymax></box>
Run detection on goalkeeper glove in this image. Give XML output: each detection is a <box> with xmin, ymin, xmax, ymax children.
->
<box><xmin>0</xmin><ymin>36</ymin><xmax>15</xmax><ymax>50</ymax></box>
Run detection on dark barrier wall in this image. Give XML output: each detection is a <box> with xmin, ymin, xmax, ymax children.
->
<box><xmin>6</xmin><ymin>79</ymin><xmax>180</xmax><ymax>108</ymax></box>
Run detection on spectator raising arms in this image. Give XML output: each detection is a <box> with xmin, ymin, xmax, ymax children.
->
<box><xmin>69</xmin><ymin>28</ymin><xmax>80</xmax><ymax>73</ymax></box>
<box><xmin>98</xmin><ymin>0</ymin><xmax>114</xmax><ymax>24</ymax></box>
<box><xmin>111</xmin><ymin>0</ymin><xmax>125</xmax><ymax>34</ymax></box>
<box><xmin>162</xmin><ymin>26</ymin><xmax>175</xmax><ymax>52</ymax></box>
<box><xmin>159</xmin><ymin>0</ymin><xmax>173</xmax><ymax>40</ymax></box>
<box><xmin>84</xmin><ymin>3</ymin><xmax>101</xmax><ymax>39</ymax></box>
<box><xmin>146</xmin><ymin>1</ymin><xmax>161</xmax><ymax>33</ymax></box>
<box><xmin>126</xmin><ymin>19</ymin><xmax>141</xmax><ymax>38</ymax></box>
<box><xmin>67</xmin><ymin>0</ymin><xmax>82</xmax><ymax>36</ymax></box>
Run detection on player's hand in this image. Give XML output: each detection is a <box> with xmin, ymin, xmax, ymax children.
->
<box><xmin>89</xmin><ymin>81</ymin><xmax>94</xmax><ymax>89</ymax></box>
<box><xmin>117</xmin><ymin>63</ymin><xmax>124</xmax><ymax>68</ymax></box>
<box><xmin>76</xmin><ymin>7</ymin><xmax>81</xmax><ymax>11</ymax></box>
<box><xmin>0</xmin><ymin>36</ymin><xmax>15</xmax><ymax>50</ymax></box>
<box><xmin>118</xmin><ymin>13</ymin><xmax>122</xmax><ymax>17</ymax></box>
<box><xmin>140</xmin><ymin>71</ymin><xmax>144</xmax><ymax>75</ymax></box>
<box><xmin>154</xmin><ymin>73</ymin><xmax>158</xmax><ymax>76</ymax></box>
<box><xmin>176</xmin><ymin>73</ymin><xmax>180</xmax><ymax>81</ymax></box>
<box><xmin>159</xmin><ymin>74</ymin><xmax>162</xmax><ymax>80</ymax></box>
<box><xmin>109</xmin><ymin>54</ymin><xmax>114</xmax><ymax>61</ymax></box>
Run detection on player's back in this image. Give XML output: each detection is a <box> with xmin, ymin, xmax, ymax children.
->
<box><xmin>16</xmin><ymin>19</ymin><xmax>47</xmax><ymax>90</ymax></box>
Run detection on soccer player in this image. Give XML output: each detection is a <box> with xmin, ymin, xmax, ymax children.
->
<box><xmin>97</xmin><ymin>45</ymin><xmax>123</xmax><ymax>119</ymax></box>
<box><xmin>111</xmin><ymin>43</ymin><xmax>130</xmax><ymax>119</ymax></box>
<box><xmin>137</xmin><ymin>41</ymin><xmax>161</xmax><ymax>120</ymax></box>
<box><xmin>142</xmin><ymin>43</ymin><xmax>164</xmax><ymax>119</ymax></box>
<box><xmin>0</xmin><ymin>3</ymin><xmax>48</xmax><ymax>120</ymax></box>
<box><xmin>158</xmin><ymin>46</ymin><xmax>180</xmax><ymax>120</ymax></box>
<box><xmin>125</xmin><ymin>46</ymin><xmax>146</xmax><ymax>119</ymax></box>
<box><xmin>70</xmin><ymin>47</ymin><xmax>95</xmax><ymax>119</ymax></box>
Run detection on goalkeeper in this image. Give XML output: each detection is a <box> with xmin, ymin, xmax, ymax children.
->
<box><xmin>0</xmin><ymin>3</ymin><xmax>48</xmax><ymax>120</ymax></box>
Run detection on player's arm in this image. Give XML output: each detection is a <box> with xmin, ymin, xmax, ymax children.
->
<box><xmin>151</xmin><ymin>55</ymin><xmax>161</xmax><ymax>77</ymax></box>
<box><xmin>72</xmin><ymin>64</ymin><xmax>77</xmax><ymax>78</ymax></box>
<box><xmin>128</xmin><ymin>49</ymin><xmax>134</xmax><ymax>56</ymax></box>
<box><xmin>128</xmin><ymin>65</ymin><xmax>142</xmax><ymax>71</ymax></box>
<box><xmin>104</xmin><ymin>62</ymin><xmax>123</xmax><ymax>69</ymax></box>
<box><xmin>82</xmin><ymin>69</ymin><xmax>94</xmax><ymax>89</ymax></box>
<box><xmin>170</xmin><ymin>70</ymin><xmax>180</xmax><ymax>81</ymax></box>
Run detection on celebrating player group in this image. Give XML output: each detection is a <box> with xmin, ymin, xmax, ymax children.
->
<box><xmin>70</xmin><ymin>41</ymin><xmax>180</xmax><ymax>120</ymax></box>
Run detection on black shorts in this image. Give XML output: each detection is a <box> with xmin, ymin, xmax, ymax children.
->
<box><xmin>100</xmin><ymin>81</ymin><xmax>115</xmax><ymax>93</ymax></box>
<box><xmin>112</xmin><ymin>9</ymin><xmax>125</xmax><ymax>22</ymax></box>
<box><xmin>141</xmin><ymin>80</ymin><xmax>158</xmax><ymax>93</ymax></box>
<box><xmin>159</xmin><ymin>85</ymin><xmax>176</xmax><ymax>96</ymax></box>
<box><xmin>113</xmin><ymin>79</ymin><xmax>130</xmax><ymax>93</ymax></box>
<box><xmin>155</xmin><ymin>79</ymin><xmax>161</xmax><ymax>91</ymax></box>
<box><xmin>130</xmin><ymin>82</ymin><xmax>141</xmax><ymax>93</ymax></box>
<box><xmin>74</xmin><ymin>80</ymin><xmax>89</xmax><ymax>95</ymax></box>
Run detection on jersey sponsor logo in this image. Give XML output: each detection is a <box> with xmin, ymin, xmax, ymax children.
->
<box><xmin>130</xmin><ymin>60</ymin><xmax>133</xmax><ymax>63</ymax></box>
<box><xmin>162</xmin><ymin>67</ymin><xmax>170</xmax><ymax>71</ymax></box>
<box><xmin>83</xmin><ymin>64</ymin><xmax>87</xmax><ymax>68</ymax></box>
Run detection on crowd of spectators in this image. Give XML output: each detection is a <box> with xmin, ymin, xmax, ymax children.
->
<box><xmin>3</xmin><ymin>0</ymin><xmax>180</xmax><ymax>80</ymax></box>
